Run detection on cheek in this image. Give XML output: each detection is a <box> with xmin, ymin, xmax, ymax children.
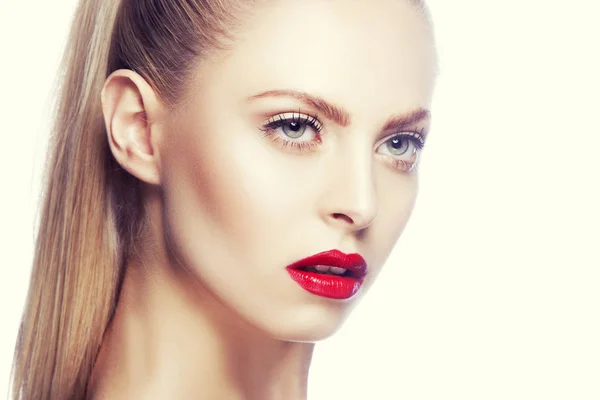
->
<box><xmin>159</xmin><ymin>115</ymin><xmax>314</xmax><ymax>270</ymax></box>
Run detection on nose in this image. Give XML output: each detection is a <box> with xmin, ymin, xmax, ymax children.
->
<box><xmin>318</xmin><ymin>146</ymin><xmax>379</xmax><ymax>232</ymax></box>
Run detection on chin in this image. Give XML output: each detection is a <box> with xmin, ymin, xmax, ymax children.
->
<box><xmin>253</xmin><ymin>302</ymin><xmax>359</xmax><ymax>343</ymax></box>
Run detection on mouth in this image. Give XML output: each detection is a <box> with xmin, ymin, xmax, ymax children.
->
<box><xmin>285</xmin><ymin>249</ymin><xmax>368</xmax><ymax>300</ymax></box>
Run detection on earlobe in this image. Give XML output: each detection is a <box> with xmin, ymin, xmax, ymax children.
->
<box><xmin>101</xmin><ymin>69</ymin><xmax>163</xmax><ymax>185</ymax></box>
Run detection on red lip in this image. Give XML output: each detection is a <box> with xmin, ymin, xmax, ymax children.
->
<box><xmin>286</xmin><ymin>250</ymin><xmax>368</xmax><ymax>300</ymax></box>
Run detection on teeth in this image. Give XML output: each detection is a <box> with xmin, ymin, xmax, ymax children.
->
<box><xmin>308</xmin><ymin>265</ymin><xmax>348</xmax><ymax>275</ymax></box>
<box><xmin>330</xmin><ymin>267</ymin><xmax>347</xmax><ymax>275</ymax></box>
<box><xmin>315</xmin><ymin>265</ymin><xmax>330</xmax><ymax>273</ymax></box>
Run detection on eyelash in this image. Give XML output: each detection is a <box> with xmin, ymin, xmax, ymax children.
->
<box><xmin>259</xmin><ymin>112</ymin><xmax>426</xmax><ymax>171</ymax></box>
<box><xmin>262</xmin><ymin>112</ymin><xmax>323</xmax><ymax>133</ymax></box>
<box><xmin>378</xmin><ymin>129</ymin><xmax>426</xmax><ymax>172</ymax></box>
<box><xmin>259</xmin><ymin>111</ymin><xmax>323</xmax><ymax>153</ymax></box>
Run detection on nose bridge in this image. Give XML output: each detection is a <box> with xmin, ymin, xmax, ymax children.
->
<box><xmin>319</xmin><ymin>139</ymin><xmax>379</xmax><ymax>230</ymax></box>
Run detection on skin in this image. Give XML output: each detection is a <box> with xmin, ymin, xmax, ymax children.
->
<box><xmin>90</xmin><ymin>0</ymin><xmax>437</xmax><ymax>398</ymax></box>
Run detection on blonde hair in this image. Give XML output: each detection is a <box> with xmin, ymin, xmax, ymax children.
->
<box><xmin>11</xmin><ymin>0</ymin><xmax>429</xmax><ymax>398</ymax></box>
<box><xmin>11</xmin><ymin>0</ymin><xmax>248</xmax><ymax>398</ymax></box>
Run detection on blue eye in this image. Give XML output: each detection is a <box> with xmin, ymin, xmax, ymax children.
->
<box><xmin>387</xmin><ymin>136</ymin><xmax>412</xmax><ymax>155</ymax></box>
<box><xmin>375</xmin><ymin>131</ymin><xmax>426</xmax><ymax>172</ymax></box>
<box><xmin>261</xmin><ymin>112</ymin><xmax>323</xmax><ymax>142</ymax></box>
<box><xmin>377</xmin><ymin>132</ymin><xmax>424</xmax><ymax>160</ymax></box>
<box><xmin>281</xmin><ymin>120</ymin><xmax>307</xmax><ymax>139</ymax></box>
<box><xmin>259</xmin><ymin>112</ymin><xmax>324</xmax><ymax>153</ymax></box>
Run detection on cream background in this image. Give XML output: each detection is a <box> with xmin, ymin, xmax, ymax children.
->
<box><xmin>1</xmin><ymin>0</ymin><xmax>599</xmax><ymax>398</ymax></box>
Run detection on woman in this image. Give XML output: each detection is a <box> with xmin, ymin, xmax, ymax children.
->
<box><xmin>12</xmin><ymin>0</ymin><xmax>437</xmax><ymax>398</ymax></box>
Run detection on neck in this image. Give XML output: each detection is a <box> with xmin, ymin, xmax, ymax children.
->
<box><xmin>89</xmin><ymin>206</ymin><xmax>314</xmax><ymax>399</ymax></box>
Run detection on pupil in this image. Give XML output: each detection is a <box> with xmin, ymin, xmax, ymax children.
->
<box><xmin>391</xmin><ymin>138</ymin><xmax>403</xmax><ymax>148</ymax></box>
<box><xmin>288</xmin><ymin>122</ymin><xmax>300</xmax><ymax>131</ymax></box>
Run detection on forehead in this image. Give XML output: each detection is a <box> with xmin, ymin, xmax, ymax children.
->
<box><xmin>195</xmin><ymin>0</ymin><xmax>436</xmax><ymax>119</ymax></box>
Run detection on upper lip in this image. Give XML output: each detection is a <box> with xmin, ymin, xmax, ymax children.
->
<box><xmin>286</xmin><ymin>249</ymin><xmax>368</xmax><ymax>279</ymax></box>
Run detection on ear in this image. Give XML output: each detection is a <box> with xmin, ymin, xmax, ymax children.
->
<box><xmin>101</xmin><ymin>69</ymin><xmax>164</xmax><ymax>185</ymax></box>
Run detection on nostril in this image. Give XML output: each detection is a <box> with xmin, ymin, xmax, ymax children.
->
<box><xmin>332</xmin><ymin>213</ymin><xmax>353</xmax><ymax>224</ymax></box>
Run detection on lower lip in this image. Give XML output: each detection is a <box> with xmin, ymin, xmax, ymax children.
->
<box><xmin>286</xmin><ymin>269</ymin><xmax>363</xmax><ymax>300</ymax></box>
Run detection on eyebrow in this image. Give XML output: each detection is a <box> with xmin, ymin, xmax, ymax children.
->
<box><xmin>381</xmin><ymin>108</ymin><xmax>430</xmax><ymax>134</ymax></box>
<box><xmin>246</xmin><ymin>89</ymin><xmax>430</xmax><ymax>132</ymax></box>
<box><xmin>247</xmin><ymin>89</ymin><xmax>351</xmax><ymax>126</ymax></box>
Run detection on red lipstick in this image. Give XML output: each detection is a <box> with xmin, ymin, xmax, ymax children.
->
<box><xmin>286</xmin><ymin>249</ymin><xmax>368</xmax><ymax>300</ymax></box>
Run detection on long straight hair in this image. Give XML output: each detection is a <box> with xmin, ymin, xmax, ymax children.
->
<box><xmin>11</xmin><ymin>0</ymin><xmax>246</xmax><ymax>398</ymax></box>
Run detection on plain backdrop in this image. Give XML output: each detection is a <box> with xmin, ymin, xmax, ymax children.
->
<box><xmin>1</xmin><ymin>1</ymin><xmax>599</xmax><ymax>399</ymax></box>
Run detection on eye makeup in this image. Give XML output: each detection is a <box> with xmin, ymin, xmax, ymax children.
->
<box><xmin>258</xmin><ymin>109</ymin><xmax>427</xmax><ymax>172</ymax></box>
<box><xmin>258</xmin><ymin>110</ymin><xmax>323</xmax><ymax>154</ymax></box>
<box><xmin>261</xmin><ymin>111</ymin><xmax>323</xmax><ymax>134</ymax></box>
<box><xmin>375</xmin><ymin>129</ymin><xmax>426</xmax><ymax>173</ymax></box>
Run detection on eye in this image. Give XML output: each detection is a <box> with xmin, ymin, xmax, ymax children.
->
<box><xmin>261</xmin><ymin>112</ymin><xmax>323</xmax><ymax>141</ymax></box>
<box><xmin>377</xmin><ymin>132</ymin><xmax>424</xmax><ymax>158</ymax></box>
<box><xmin>258</xmin><ymin>111</ymin><xmax>324</xmax><ymax>154</ymax></box>
<box><xmin>376</xmin><ymin>131</ymin><xmax>425</xmax><ymax>172</ymax></box>
<box><xmin>282</xmin><ymin>120</ymin><xmax>307</xmax><ymax>139</ymax></box>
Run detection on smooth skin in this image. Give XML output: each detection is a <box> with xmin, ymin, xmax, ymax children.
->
<box><xmin>91</xmin><ymin>0</ymin><xmax>437</xmax><ymax>398</ymax></box>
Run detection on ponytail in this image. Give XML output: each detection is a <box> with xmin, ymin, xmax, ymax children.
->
<box><xmin>11</xmin><ymin>1</ymin><xmax>132</xmax><ymax>398</ymax></box>
<box><xmin>12</xmin><ymin>0</ymin><xmax>264</xmax><ymax>397</ymax></box>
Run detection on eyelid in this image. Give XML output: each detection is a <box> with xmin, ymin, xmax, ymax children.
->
<box><xmin>260</xmin><ymin>110</ymin><xmax>324</xmax><ymax>133</ymax></box>
<box><xmin>375</xmin><ymin>129</ymin><xmax>426</xmax><ymax>149</ymax></box>
<box><xmin>374</xmin><ymin>130</ymin><xmax>425</xmax><ymax>174</ymax></box>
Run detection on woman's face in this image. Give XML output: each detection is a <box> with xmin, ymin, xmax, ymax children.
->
<box><xmin>157</xmin><ymin>0</ymin><xmax>436</xmax><ymax>340</ymax></box>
